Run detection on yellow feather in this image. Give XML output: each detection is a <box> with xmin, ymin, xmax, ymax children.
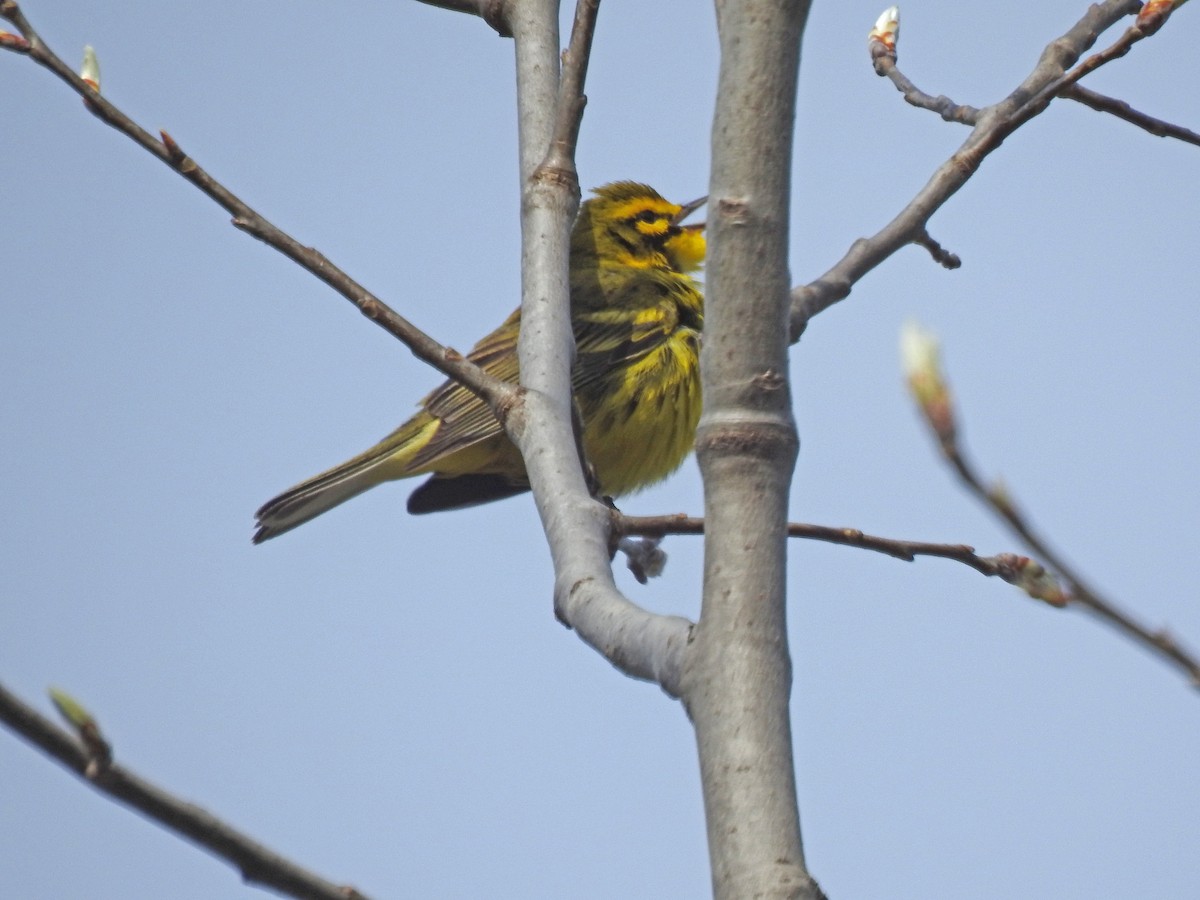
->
<box><xmin>254</xmin><ymin>183</ymin><xmax>705</xmax><ymax>542</ymax></box>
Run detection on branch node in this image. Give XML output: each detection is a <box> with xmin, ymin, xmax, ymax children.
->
<box><xmin>48</xmin><ymin>687</ymin><xmax>113</xmax><ymax>771</ymax></box>
<box><xmin>716</xmin><ymin>196</ymin><xmax>751</xmax><ymax>225</ymax></box>
<box><xmin>0</xmin><ymin>28</ymin><xmax>29</xmax><ymax>51</ymax></box>
<box><xmin>913</xmin><ymin>230</ymin><xmax>962</xmax><ymax>269</ymax></box>
<box><xmin>482</xmin><ymin>0</ymin><xmax>512</xmax><ymax>37</ymax></box>
<box><xmin>530</xmin><ymin>162</ymin><xmax>577</xmax><ymax>191</ymax></box>
<box><xmin>159</xmin><ymin>129</ymin><xmax>187</xmax><ymax>165</ymax></box>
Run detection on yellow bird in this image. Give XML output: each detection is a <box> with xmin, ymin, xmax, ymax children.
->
<box><xmin>253</xmin><ymin>182</ymin><xmax>706</xmax><ymax>543</ymax></box>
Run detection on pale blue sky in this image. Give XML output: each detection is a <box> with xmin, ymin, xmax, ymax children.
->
<box><xmin>2</xmin><ymin>2</ymin><xmax>1197</xmax><ymax>898</ymax></box>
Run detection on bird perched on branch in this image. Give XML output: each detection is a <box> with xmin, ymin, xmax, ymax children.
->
<box><xmin>253</xmin><ymin>182</ymin><xmax>706</xmax><ymax>543</ymax></box>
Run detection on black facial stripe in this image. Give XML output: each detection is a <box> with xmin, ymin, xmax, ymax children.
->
<box><xmin>612</xmin><ymin>231</ymin><xmax>638</xmax><ymax>255</ymax></box>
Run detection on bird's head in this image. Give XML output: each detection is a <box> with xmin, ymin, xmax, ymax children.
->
<box><xmin>573</xmin><ymin>182</ymin><xmax>706</xmax><ymax>273</ymax></box>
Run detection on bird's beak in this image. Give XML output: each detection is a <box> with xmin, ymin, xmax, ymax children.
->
<box><xmin>671</xmin><ymin>195</ymin><xmax>708</xmax><ymax>228</ymax></box>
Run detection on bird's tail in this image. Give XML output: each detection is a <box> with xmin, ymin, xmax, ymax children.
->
<box><xmin>253</xmin><ymin>416</ymin><xmax>438</xmax><ymax>543</ymax></box>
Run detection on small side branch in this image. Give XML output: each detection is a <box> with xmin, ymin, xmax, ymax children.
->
<box><xmin>901</xmin><ymin>322</ymin><xmax>1200</xmax><ymax>688</ymax></box>
<box><xmin>913</xmin><ymin>230</ymin><xmax>961</xmax><ymax>269</ymax></box>
<box><xmin>0</xmin><ymin>682</ymin><xmax>370</xmax><ymax>900</ymax></box>
<box><xmin>618</xmin><ymin>513</ymin><xmax>1058</xmax><ymax>589</ymax></box>
<box><xmin>868</xmin><ymin>8</ymin><xmax>980</xmax><ymax>125</ymax></box>
<box><xmin>865</xmin><ymin>6</ymin><xmax>1199</xmax><ymax>148</ymax></box>
<box><xmin>873</xmin><ymin>57</ymin><xmax>981</xmax><ymax>125</ymax></box>
<box><xmin>414</xmin><ymin>0</ymin><xmax>512</xmax><ymax>37</ymax></box>
<box><xmin>541</xmin><ymin>0</ymin><xmax>600</xmax><ymax>176</ymax></box>
<box><xmin>942</xmin><ymin>442</ymin><xmax>1200</xmax><ymax>687</ymax></box>
<box><xmin>1063</xmin><ymin>84</ymin><xmax>1200</xmax><ymax>146</ymax></box>
<box><xmin>790</xmin><ymin>0</ymin><xmax>1167</xmax><ymax>339</ymax></box>
<box><xmin>0</xmin><ymin>1</ymin><xmax>517</xmax><ymax>421</ymax></box>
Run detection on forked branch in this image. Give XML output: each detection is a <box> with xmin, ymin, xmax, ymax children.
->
<box><xmin>789</xmin><ymin>0</ymin><xmax>1192</xmax><ymax>339</ymax></box>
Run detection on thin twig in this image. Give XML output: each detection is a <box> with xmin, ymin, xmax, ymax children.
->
<box><xmin>0</xmin><ymin>0</ymin><xmax>519</xmax><ymax>424</ymax></box>
<box><xmin>868</xmin><ymin>40</ymin><xmax>980</xmax><ymax>125</ymax></box>
<box><xmin>964</xmin><ymin>8</ymin><xmax>1178</xmax><ymax>163</ymax></box>
<box><xmin>621</xmin><ymin>504</ymin><xmax>1200</xmax><ymax>673</ymax></box>
<box><xmin>913</xmin><ymin>229</ymin><xmax>961</xmax><ymax>269</ymax></box>
<box><xmin>541</xmin><ymin>0</ymin><xmax>600</xmax><ymax>176</ymax></box>
<box><xmin>0</xmin><ymin>682</ymin><xmax>371</xmax><ymax>900</ymax></box>
<box><xmin>941</xmin><ymin>445</ymin><xmax>1200</xmax><ymax>687</ymax></box>
<box><xmin>791</xmin><ymin>0</ymin><xmax>1149</xmax><ymax>339</ymax></box>
<box><xmin>1063</xmin><ymin>83</ymin><xmax>1200</xmax><ymax>146</ymax></box>
<box><xmin>902</xmin><ymin>325</ymin><xmax>1200</xmax><ymax>686</ymax></box>
<box><xmin>619</xmin><ymin>513</ymin><xmax>1044</xmax><ymax>583</ymax></box>
<box><xmin>868</xmin><ymin>16</ymin><xmax>1200</xmax><ymax>149</ymax></box>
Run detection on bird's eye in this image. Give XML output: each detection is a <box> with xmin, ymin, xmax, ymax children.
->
<box><xmin>636</xmin><ymin>209</ymin><xmax>660</xmax><ymax>224</ymax></box>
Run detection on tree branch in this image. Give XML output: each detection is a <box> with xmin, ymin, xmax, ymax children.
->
<box><xmin>1063</xmin><ymin>83</ymin><xmax>1200</xmax><ymax>146</ymax></box>
<box><xmin>504</xmin><ymin>0</ymin><xmax>695</xmax><ymax>693</ymax></box>
<box><xmin>942</xmin><ymin>442</ymin><xmax>1200</xmax><ymax>687</ymax></box>
<box><xmin>0</xmin><ymin>683</ymin><xmax>370</xmax><ymax>900</ymax></box>
<box><xmin>2</xmin><ymin>0</ymin><xmax>688</xmax><ymax>693</ymax></box>
<box><xmin>618</xmin><ymin>513</ymin><xmax>1039</xmax><ymax>579</ymax></box>
<box><xmin>684</xmin><ymin>1</ymin><xmax>821</xmax><ymax>897</ymax></box>
<box><xmin>790</xmin><ymin>0</ymin><xmax>1151</xmax><ymax>339</ymax></box>
<box><xmin>868</xmin><ymin>2</ymin><xmax>1199</xmax><ymax>148</ymax></box>
<box><xmin>413</xmin><ymin>0</ymin><xmax>513</xmax><ymax>36</ymax></box>
<box><xmin>901</xmin><ymin>323</ymin><xmax>1200</xmax><ymax>688</ymax></box>
<box><xmin>0</xmin><ymin>0</ymin><xmax>518</xmax><ymax>423</ymax></box>
<box><xmin>867</xmin><ymin>8</ymin><xmax>980</xmax><ymax>126</ymax></box>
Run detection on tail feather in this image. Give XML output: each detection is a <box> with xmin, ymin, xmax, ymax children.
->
<box><xmin>253</xmin><ymin>456</ymin><xmax>389</xmax><ymax>544</ymax></box>
<box><xmin>253</xmin><ymin>416</ymin><xmax>439</xmax><ymax>543</ymax></box>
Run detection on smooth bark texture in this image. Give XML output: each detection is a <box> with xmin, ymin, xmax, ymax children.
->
<box><xmin>508</xmin><ymin>0</ymin><xmax>695</xmax><ymax>690</ymax></box>
<box><xmin>681</xmin><ymin>2</ymin><xmax>818</xmax><ymax>898</ymax></box>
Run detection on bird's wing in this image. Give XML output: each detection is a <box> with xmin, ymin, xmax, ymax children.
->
<box><xmin>405</xmin><ymin>308</ymin><xmax>521</xmax><ymax>469</ymax></box>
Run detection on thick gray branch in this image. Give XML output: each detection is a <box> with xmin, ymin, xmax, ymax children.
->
<box><xmin>682</xmin><ymin>2</ymin><xmax>820</xmax><ymax>898</ymax></box>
